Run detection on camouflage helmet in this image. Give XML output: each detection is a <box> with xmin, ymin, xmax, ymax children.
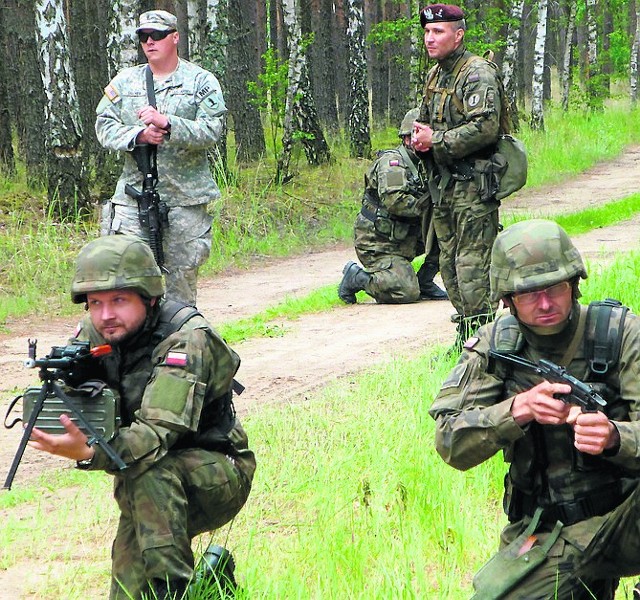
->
<box><xmin>490</xmin><ymin>219</ymin><xmax>587</xmax><ymax>303</ymax></box>
<box><xmin>71</xmin><ymin>235</ymin><xmax>165</xmax><ymax>304</ymax></box>
<box><xmin>398</xmin><ymin>107</ymin><xmax>420</xmax><ymax>137</ymax></box>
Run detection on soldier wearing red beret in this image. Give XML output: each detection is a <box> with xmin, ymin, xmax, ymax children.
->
<box><xmin>412</xmin><ymin>4</ymin><xmax>506</xmax><ymax>351</ymax></box>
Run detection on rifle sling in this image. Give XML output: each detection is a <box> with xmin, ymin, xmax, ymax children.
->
<box><xmin>145</xmin><ymin>65</ymin><xmax>157</xmax><ymax>108</ymax></box>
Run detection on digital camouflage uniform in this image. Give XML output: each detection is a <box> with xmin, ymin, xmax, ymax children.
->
<box><xmin>429</xmin><ymin>221</ymin><xmax>640</xmax><ymax>598</ymax></box>
<box><xmin>418</xmin><ymin>43</ymin><xmax>503</xmax><ymax>328</ymax></box>
<box><xmin>354</xmin><ymin>143</ymin><xmax>440</xmax><ymax>303</ymax></box>
<box><xmin>70</xmin><ymin>236</ymin><xmax>255</xmax><ymax>600</ymax></box>
<box><xmin>95</xmin><ymin>58</ymin><xmax>226</xmax><ymax>306</ymax></box>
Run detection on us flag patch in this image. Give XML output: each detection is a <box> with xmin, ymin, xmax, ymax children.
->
<box><xmin>166</xmin><ymin>351</ymin><xmax>188</xmax><ymax>367</ymax></box>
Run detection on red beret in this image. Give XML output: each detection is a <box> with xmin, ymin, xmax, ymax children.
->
<box><xmin>420</xmin><ymin>4</ymin><xmax>465</xmax><ymax>27</ymax></box>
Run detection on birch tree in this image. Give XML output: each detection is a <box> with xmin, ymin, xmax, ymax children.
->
<box><xmin>560</xmin><ymin>0</ymin><xmax>577</xmax><ymax>111</ymax></box>
<box><xmin>530</xmin><ymin>0</ymin><xmax>548</xmax><ymax>131</ymax></box>
<box><xmin>109</xmin><ymin>0</ymin><xmax>141</xmax><ymax>73</ymax></box>
<box><xmin>631</xmin><ymin>2</ymin><xmax>640</xmax><ymax>104</ymax></box>
<box><xmin>277</xmin><ymin>0</ymin><xmax>331</xmax><ymax>183</ymax></box>
<box><xmin>585</xmin><ymin>0</ymin><xmax>603</xmax><ymax>110</ymax></box>
<box><xmin>35</xmin><ymin>0</ymin><xmax>88</xmax><ymax>217</ymax></box>
<box><xmin>501</xmin><ymin>0</ymin><xmax>524</xmax><ymax>132</ymax></box>
<box><xmin>346</xmin><ymin>0</ymin><xmax>370</xmax><ymax>158</ymax></box>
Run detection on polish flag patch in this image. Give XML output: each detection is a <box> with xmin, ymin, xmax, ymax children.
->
<box><xmin>166</xmin><ymin>351</ymin><xmax>188</xmax><ymax>367</ymax></box>
<box><xmin>389</xmin><ymin>159</ymin><xmax>400</xmax><ymax>167</ymax></box>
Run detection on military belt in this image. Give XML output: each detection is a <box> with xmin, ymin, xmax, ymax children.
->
<box><xmin>520</xmin><ymin>482</ymin><xmax>628</xmax><ymax>526</ymax></box>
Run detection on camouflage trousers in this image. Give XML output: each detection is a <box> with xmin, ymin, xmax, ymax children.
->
<box><xmin>110</xmin><ymin>443</ymin><xmax>256</xmax><ymax>600</ymax></box>
<box><xmin>102</xmin><ymin>202</ymin><xmax>212</xmax><ymax>306</ymax></box>
<box><xmin>486</xmin><ymin>484</ymin><xmax>640</xmax><ymax>599</ymax></box>
<box><xmin>432</xmin><ymin>178</ymin><xmax>499</xmax><ymax>317</ymax></box>
<box><xmin>354</xmin><ymin>214</ymin><xmax>439</xmax><ymax>304</ymax></box>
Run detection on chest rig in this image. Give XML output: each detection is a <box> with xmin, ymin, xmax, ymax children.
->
<box><xmin>490</xmin><ymin>299</ymin><xmax>630</xmax><ymax>525</ymax></box>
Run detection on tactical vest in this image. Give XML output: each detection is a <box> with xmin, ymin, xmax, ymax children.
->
<box><xmin>424</xmin><ymin>51</ymin><xmax>512</xmax><ymax>135</ymax></box>
<box><xmin>103</xmin><ymin>300</ymin><xmax>242</xmax><ymax>451</ymax></box>
<box><xmin>490</xmin><ymin>299</ymin><xmax>631</xmax><ymax>524</ymax></box>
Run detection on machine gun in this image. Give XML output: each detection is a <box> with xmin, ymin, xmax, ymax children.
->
<box><xmin>488</xmin><ymin>350</ymin><xmax>607</xmax><ymax>413</ymax></box>
<box><xmin>124</xmin><ymin>144</ymin><xmax>169</xmax><ymax>270</ymax></box>
<box><xmin>3</xmin><ymin>340</ymin><xmax>126</xmax><ymax>490</ymax></box>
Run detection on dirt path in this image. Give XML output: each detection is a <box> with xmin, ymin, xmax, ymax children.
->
<box><xmin>1</xmin><ymin>146</ymin><xmax>640</xmax><ymax>489</ymax></box>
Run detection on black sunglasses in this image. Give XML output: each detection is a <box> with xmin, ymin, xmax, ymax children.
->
<box><xmin>138</xmin><ymin>29</ymin><xmax>175</xmax><ymax>43</ymax></box>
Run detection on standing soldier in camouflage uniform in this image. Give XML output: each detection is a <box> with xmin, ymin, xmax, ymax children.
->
<box><xmin>95</xmin><ymin>10</ymin><xmax>226</xmax><ymax>306</ymax></box>
<box><xmin>338</xmin><ymin>108</ymin><xmax>448</xmax><ymax>304</ymax></box>
<box><xmin>412</xmin><ymin>4</ymin><xmax>506</xmax><ymax>347</ymax></box>
<box><xmin>29</xmin><ymin>236</ymin><xmax>256</xmax><ymax>600</ymax></box>
<box><xmin>430</xmin><ymin>220</ymin><xmax>640</xmax><ymax>599</ymax></box>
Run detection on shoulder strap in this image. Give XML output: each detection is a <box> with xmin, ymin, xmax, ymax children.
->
<box><xmin>584</xmin><ymin>299</ymin><xmax>628</xmax><ymax>379</ymax></box>
<box><xmin>489</xmin><ymin>313</ymin><xmax>525</xmax><ymax>353</ymax></box>
<box><xmin>145</xmin><ymin>65</ymin><xmax>156</xmax><ymax>108</ymax></box>
<box><xmin>397</xmin><ymin>145</ymin><xmax>420</xmax><ymax>180</ymax></box>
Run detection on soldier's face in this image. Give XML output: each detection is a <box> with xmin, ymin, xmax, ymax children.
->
<box><xmin>139</xmin><ymin>28</ymin><xmax>179</xmax><ymax>62</ymax></box>
<box><xmin>504</xmin><ymin>281</ymin><xmax>574</xmax><ymax>330</ymax></box>
<box><xmin>87</xmin><ymin>290</ymin><xmax>154</xmax><ymax>344</ymax></box>
<box><xmin>423</xmin><ymin>22</ymin><xmax>464</xmax><ymax>60</ymax></box>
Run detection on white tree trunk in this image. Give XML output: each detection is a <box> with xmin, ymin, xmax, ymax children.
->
<box><xmin>109</xmin><ymin>0</ymin><xmax>140</xmax><ymax>72</ymax></box>
<box><xmin>346</xmin><ymin>0</ymin><xmax>370</xmax><ymax>158</ymax></box>
<box><xmin>409</xmin><ymin>0</ymin><xmax>421</xmax><ymax>106</ymax></box>
<box><xmin>561</xmin><ymin>0</ymin><xmax>577</xmax><ymax>111</ymax></box>
<box><xmin>530</xmin><ymin>0</ymin><xmax>548</xmax><ymax>131</ymax></box>
<box><xmin>631</xmin><ymin>5</ymin><xmax>640</xmax><ymax>104</ymax></box>
<box><xmin>501</xmin><ymin>0</ymin><xmax>524</xmax><ymax>130</ymax></box>
<box><xmin>34</xmin><ymin>0</ymin><xmax>86</xmax><ymax>212</ymax></box>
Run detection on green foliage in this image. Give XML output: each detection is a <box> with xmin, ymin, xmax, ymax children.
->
<box><xmin>247</xmin><ymin>48</ymin><xmax>289</xmax><ymax>154</ymax></box>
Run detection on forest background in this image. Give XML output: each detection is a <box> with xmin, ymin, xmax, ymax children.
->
<box><xmin>1</xmin><ymin>0</ymin><xmax>640</xmax><ymax>218</ymax></box>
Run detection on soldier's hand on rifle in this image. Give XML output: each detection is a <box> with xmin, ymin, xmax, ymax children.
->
<box><xmin>566</xmin><ymin>407</ymin><xmax>620</xmax><ymax>455</ymax></box>
<box><xmin>511</xmin><ymin>380</ymin><xmax>572</xmax><ymax>427</ymax></box>
<box><xmin>28</xmin><ymin>414</ymin><xmax>95</xmax><ymax>462</ymax></box>
<box><xmin>137</xmin><ymin>105</ymin><xmax>170</xmax><ymax>131</ymax></box>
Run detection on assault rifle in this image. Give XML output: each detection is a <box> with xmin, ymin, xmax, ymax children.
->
<box><xmin>3</xmin><ymin>340</ymin><xmax>126</xmax><ymax>490</ymax></box>
<box><xmin>124</xmin><ymin>144</ymin><xmax>169</xmax><ymax>270</ymax></box>
<box><xmin>488</xmin><ymin>350</ymin><xmax>607</xmax><ymax>413</ymax></box>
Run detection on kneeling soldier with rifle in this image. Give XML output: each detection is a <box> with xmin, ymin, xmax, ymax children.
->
<box><xmin>28</xmin><ymin>235</ymin><xmax>256</xmax><ymax>600</ymax></box>
<box><xmin>430</xmin><ymin>219</ymin><xmax>640</xmax><ymax>599</ymax></box>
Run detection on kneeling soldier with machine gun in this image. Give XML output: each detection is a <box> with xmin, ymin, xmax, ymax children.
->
<box><xmin>13</xmin><ymin>235</ymin><xmax>255</xmax><ymax>600</ymax></box>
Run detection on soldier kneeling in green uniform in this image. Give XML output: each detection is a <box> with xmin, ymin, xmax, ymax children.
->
<box><xmin>338</xmin><ymin>108</ymin><xmax>448</xmax><ymax>304</ymax></box>
<box><xmin>430</xmin><ymin>220</ymin><xmax>640</xmax><ymax>599</ymax></box>
<box><xmin>29</xmin><ymin>236</ymin><xmax>256</xmax><ymax>600</ymax></box>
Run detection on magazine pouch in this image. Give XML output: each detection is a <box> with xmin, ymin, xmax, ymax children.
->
<box><xmin>470</xmin><ymin>508</ymin><xmax>563</xmax><ymax>599</ymax></box>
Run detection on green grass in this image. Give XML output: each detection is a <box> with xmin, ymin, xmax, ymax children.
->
<box><xmin>0</xmin><ymin>102</ymin><xmax>640</xmax><ymax>327</ymax></box>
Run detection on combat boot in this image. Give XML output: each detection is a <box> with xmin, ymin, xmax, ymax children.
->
<box><xmin>416</xmin><ymin>259</ymin><xmax>448</xmax><ymax>300</ymax></box>
<box><xmin>419</xmin><ymin>281</ymin><xmax>449</xmax><ymax>301</ymax></box>
<box><xmin>338</xmin><ymin>261</ymin><xmax>371</xmax><ymax>304</ymax></box>
<box><xmin>193</xmin><ymin>544</ymin><xmax>237</xmax><ymax>598</ymax></box>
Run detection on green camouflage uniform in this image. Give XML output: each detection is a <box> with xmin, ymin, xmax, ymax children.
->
<box><xmin>430</xmin><ymin>303</ymin><xmax>640</xmax><ymax>598</ymax></box>
<box><xmin>418</xmin><ymin>44</ymin><xmax>502</xmax><ymax>320</ymax></box>
<box><xmin>73</xmin><ymin>301</ymin><xmax>255</xmax><ymax>599</ymax></box>
<box><xmin>95</xmin><ymin>58</ymin><xmax>226</xmax><ymax>306</ymax></box>
<box><xmin>354</xmin><ymin>144</ymin><xmax>439</xmax><ymax>303</ymax></box>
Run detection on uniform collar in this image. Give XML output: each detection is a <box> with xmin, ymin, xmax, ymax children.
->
<box><xmin>438</xmin><ymin>44</ymin><xmax>467</xmax><ymax>72</ymax></box>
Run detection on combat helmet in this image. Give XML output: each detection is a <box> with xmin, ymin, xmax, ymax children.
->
<box><xmin>71</xmin><ymin>235</ymin><xmax>165</xmax><ymax>304</ymax></box>
<box><xmin>398</xmin><ymin>107</ymin><xmax>420</xmax><ymax>137</ymax></box>
<box><xmin>490</xmin><ymin>219</ymin><xmax>587</xmax><ymax>303</ymax></box>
